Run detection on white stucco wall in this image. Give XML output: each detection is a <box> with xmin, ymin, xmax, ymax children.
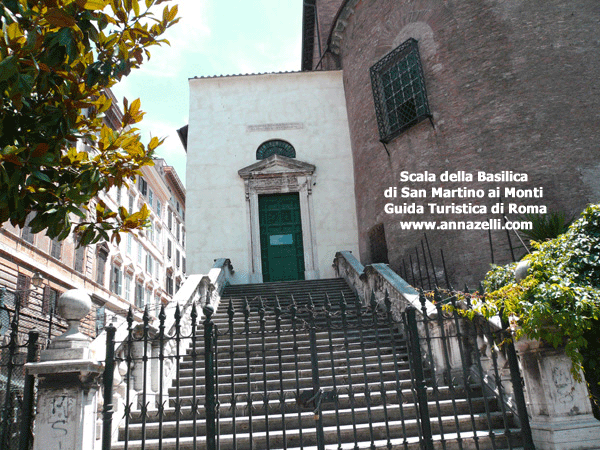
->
<box><xmin>186</xmin><ymin>70</ymin><xmax>359</xmax><ymax>283</ymax></box>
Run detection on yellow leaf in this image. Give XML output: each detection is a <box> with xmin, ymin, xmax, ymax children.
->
<box><xmin>130</xmin><ymin>98</ymin><xmax>141</xmax><ymax>114</ymax></box>
<box><xmin>79</xmin><ymin>0</ymin><xmax>107</xmax><ymax>10</ymax></box>
<box><xmin>7</xmin><ymin>23</ymin><xmax>23</xmax><ymax>41</ymax></box>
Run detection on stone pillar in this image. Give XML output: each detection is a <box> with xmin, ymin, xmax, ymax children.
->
<box><xmin>516</xmin><ymin>338</ymin><xmax>600</xmax><ymax>450</ymax></box>
<box><xmin>26</xmin><ymin>289</ymin><xmax>103</xmax><ymax>450</ymax></box>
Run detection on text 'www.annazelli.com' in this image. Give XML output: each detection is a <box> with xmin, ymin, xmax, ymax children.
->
<box><xmin>397</xmin><ymin>220</ymin><xmax>533</xmax><ymax>230</ymax></box>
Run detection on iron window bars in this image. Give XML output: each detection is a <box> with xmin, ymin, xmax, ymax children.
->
<box><xmin>256</xmin><ymin>139</ymin><xmax>296</xmax><ymax>160</ymax></box>
<box><xmin>370</xmin><ymin>38</ymin><xmax>432</xmax><ymax>143</ymax></box>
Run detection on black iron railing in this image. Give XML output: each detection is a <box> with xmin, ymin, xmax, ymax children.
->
<box><xmin>101</xmin><ymin>284</ymin><xmax>534</xmax><ymax>450</ymax></box>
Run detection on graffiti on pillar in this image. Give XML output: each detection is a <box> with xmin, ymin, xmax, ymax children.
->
<box><xmin>552</xmin><ymin>365</ymin><xmax>575</xmax><ymax>404</ymax></box>
<box><xmin>37</xmin><ymin>393</ymin><xmax>76</xmax><ymax>450</ymax></box>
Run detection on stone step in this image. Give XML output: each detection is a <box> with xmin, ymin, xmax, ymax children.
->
<box><xmin>121</xmin><ymin>405</ymin><xmax>510</xmax><ymax>441</ymax></box>
<box><xmin>115</xmin><ymin>278</ymin><xmax>521</xmax><ymax>450</ymax></box>
<box><xmin>129</xmin><ymin>387</ymin><xmax>497</xmax><ymax>423</ymax></box>
<box><xmin>171</xmin><ymin>367</ymin><xmax>414</xmax><ymax>395</ymax></box>
<box><xmin>177</xmin><ymin>356</ymin><xmax>410</xmax><ymax>379</ymax></box>
<box><xmin>113</xmin><ymin>424</ymin><xmax>522</xmax><ymax>450</ymax></box>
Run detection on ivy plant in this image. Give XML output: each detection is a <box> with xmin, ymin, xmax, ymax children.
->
<box><xmin>475</xmin><ymin>204</ymin><xmax>600</xmax><ymax>413</ymax></box>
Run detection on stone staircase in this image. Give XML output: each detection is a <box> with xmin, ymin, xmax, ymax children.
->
<box><xmin>114</xmin><ymin>278</ymin><xmax>523</xmax><ymax>450</ymax></box>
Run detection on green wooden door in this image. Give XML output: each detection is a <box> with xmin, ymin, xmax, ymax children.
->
<box><xmin>258</xmin><ymin>193</ymin><xmax>305</xmax><ymax>282</ymax></box>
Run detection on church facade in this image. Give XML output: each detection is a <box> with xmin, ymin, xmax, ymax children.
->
<box><xmin>185</xmin><ymin>71</ymin><xmax>359</xmax><ymax>283</ymax></box>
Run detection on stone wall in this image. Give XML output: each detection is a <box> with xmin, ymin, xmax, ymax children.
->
<box><xmin>317</xmin><ymin>0</ymin><xmax>600</xmax><ymax>284</ymax></box>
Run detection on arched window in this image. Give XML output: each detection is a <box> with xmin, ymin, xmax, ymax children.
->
<box><xmin>256</xmin><ymin>139</ymin><xmax>296</xmax><ymax>160</ymax></box>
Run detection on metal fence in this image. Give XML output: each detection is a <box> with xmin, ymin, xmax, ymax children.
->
<box><xmin>404</xmin><ymin>289</ymin><xmax>535</xmax><ymax>450</ymax></box>
<box><xmin>100</xmin><ymin>287</ymin><xmax>535</xmax><ymax>450</ymax></box>
<box><xmin>0</xmin><ymin>288</ymin><xmax>46</xmax><ymax>450</ymax></box>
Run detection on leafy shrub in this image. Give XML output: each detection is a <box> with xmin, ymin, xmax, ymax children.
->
<box><xmin>479</xmin><ymin>204</ymin><xmax>600</xmax><ymax>414</ymax></box>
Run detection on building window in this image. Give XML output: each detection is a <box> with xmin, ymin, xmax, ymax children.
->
<box><xmin>145</xmin><ymin>288</ymin><xmax>152</xmax><ymax>308</ymax></box>
<box><xmin>138</xmin><ymin>245</ymin><xmax>143</xmax><ymax>265</ymax></box>
<box><xmin>96</xmin><ymin>248</ymin><xmax>108</xmax><ymax>285</ymax></box>
<box><xmin>182</xmin><ymin>229</ymin><xmax>185</xmax><ymax>248</ymax></box>
<box><xmin>146</xmin><ymin>253</ymin><xmax>153</xmax><ymax>274</ymax></box>
<box><xmin>135</xmin><ymin>281</ymin><xmax>144</xmax><ymax>308</ymax></box>
<box><xmin>124</xmin><ymin>273</ymin><xmax>133</xmax><ymax>302</ymax></box>
<box><xmin>74</xmin><ymin>241</ymin><xmax>85</xmax><ymax>273</ymax></box>
<box><xmin>182</xmin><ymin>257</ymin><xmax>186</xmax><ymax>275</ymax></box>
<box><xmin>370</xmin><ymin>38</ymin><xmax>432</xmax><ymax>143</ymax></box>
<box><xmin>166</xmin><ymin>273</ymin><xmax>173</xmax><ymax>296</ymax></box>
<box><xmin>42</xmin><ymin>286</ymin><xmax>59</xmax><ymax>315</ymax></box>
<box><xmin>139</xmin><ymin>176</ymin><xmax>148</xmax><ymax>196</ymax></box>
<box><xmin>16</xmin><ymin>273</ymin><xmax>30</xmax><ymax>308</ymax></box>
<box><xmin>156</xmin><ymin>200</ymin><xmax>162</xmax><ymax>219</ymax></box>
<box><xmin>148</xmin><ymin>188</ymin><xmax>153</xmax><ymax>209</ymax></box>
<box><xmin>168</xmin><ymin>210</ymin><xmax>172</xmax><ymax>230</ymax></box>
<box><xmin>176</xmin><ymin>249</ymin><xmax>180</xmax><ymax>268</ymax></box>
<box><xmin>21</xmin><ymin>223</ymin><xmax>35</xmax><ymax>244</ymax></box>
<box><xmin>167</xmin><ymin>240</ymin><xmax>172</xmax><ymax>259</ymax></box>
<box><xmin>127</xmin><ymin>234</ymin><xmax>132</xmax><ymax>255</ymax></box>
<box><xmin>128</xmin><ymin>194</ymin><xmax>135</xmax><ymax>214</ymax></box>
<box><xmin>147</xmin><ymin>221</ymin><xmax>154</xmax><ymax>242</ymax></box>
<box><xmin>50</xmin><ymin>238</ymin><xmax>62</xmax><ymax>260</ymax></box>
<box><xmin>256</xmin><ymin>139</ymin><xmax>296</xmax><ymax>160</ymax></box>
<box><xmin>95</xmin><ymin>305</ymin><xmax>106</xmax><ymax>336</ymax></box>
<box><xmin>110</xmin><ymin>264</ymin><xmax>122</xmax><ymax>296</ymax></box>
<box><xmin>176</xmin><ymin>221</ymin><xmax>180</xmax><ymax>241</ymax></box>
<box><xmin>116</xmin><ymin>186</ymin><xmax>122</xmax><ymax>206</ymax></box>
<box><xmin>155</xmin><ymin>226</ymin><xmax>161</xmax><ymax>246</ymax></box>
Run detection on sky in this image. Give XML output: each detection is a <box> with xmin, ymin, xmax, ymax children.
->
<box><xmin>111</xmin><ymin>0</ymin><xmax>304</xmax><ymax>186</ymax></box>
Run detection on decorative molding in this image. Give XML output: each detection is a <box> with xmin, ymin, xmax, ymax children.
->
<box><xmin>246</xmin><ymin>122</ymin><xmax>304</xmax><ymax>133</ymax></box>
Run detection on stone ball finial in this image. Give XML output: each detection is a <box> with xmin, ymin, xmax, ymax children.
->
<box><xmin>52</xmin><ymin>289</ymin><xmax>93</xmax><ymax>348</ymax></box>
<box><xmin>57</xmin><ymin>289</ymin><xmax>92</xmax><ymax>322</ymax></box>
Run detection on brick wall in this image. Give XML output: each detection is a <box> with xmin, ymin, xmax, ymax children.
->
<box><xmin>321</xmin><ymin>0</ymin><xmax>600</xmax><ymax>284</ymax></box>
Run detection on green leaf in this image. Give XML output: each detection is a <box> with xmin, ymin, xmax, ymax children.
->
<box><xmin>32</xmin><ymin>170</ymin><xmax>51</xmax><ymax>183</ymax></box>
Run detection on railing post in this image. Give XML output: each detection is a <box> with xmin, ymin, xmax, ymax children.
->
<box><xmin>204</xmin><ymin>304</ymin><xmax>216</xmax><ymax>450</ymax></box>
<box><xmin>102</xmin><ymin>324</ymin><xmax>116</xmax><ymax>450</ymax></box>
<box><xmin>308</xmin><ymin>295</ymin><xmax>325</xmax><ymax>450</ymax></box>
<box><xmin>500</xmin><ymin>315</ymin><xmax>535</xmax><ymax>450</ymax></box>
<box><xmin>18</xmin><ymin>331</ymin><xmax>39</xmax><ymax>450</ymax></box>
<box><xmin>405</xmin><ymin>305</ymin><xmax>434</xmax><ymax>450</ymax></box>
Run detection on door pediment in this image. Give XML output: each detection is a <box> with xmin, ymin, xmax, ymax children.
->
<box><xmin>238</xmin><ymin>154</ymin><xmax>316</xmax><ymax>179</ymax></box>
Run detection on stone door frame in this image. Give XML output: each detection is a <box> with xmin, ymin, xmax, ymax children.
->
<box><xmin>238</xmin><ymin>154</ymin><xmax>319</xmax><ymax>283</ymax></box>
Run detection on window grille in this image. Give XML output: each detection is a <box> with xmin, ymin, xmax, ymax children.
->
<box><xmin>256</xmin><ymin>140</ymin><xmax>296</xmax><ymax>160</ymax></box>
<box><xmin>370</xmin><ymin>38</ymin><xmax>432</xmax><ymax>143</ymax></box>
